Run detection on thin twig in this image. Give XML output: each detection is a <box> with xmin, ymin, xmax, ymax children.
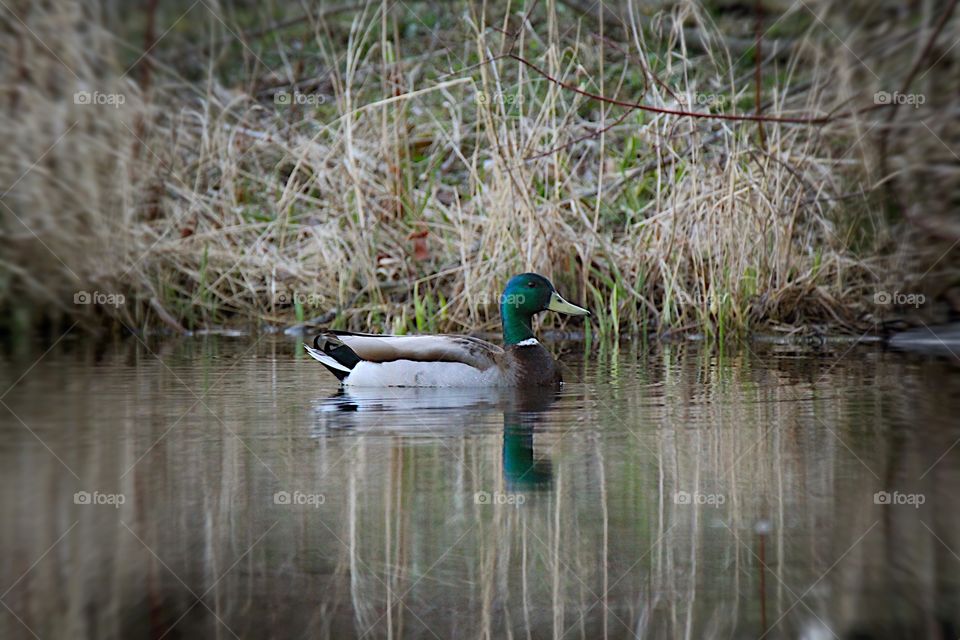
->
<box><xmin>506</xmin><ymin>53</ymin><xmax>889</xmax><ymax>125</ymax></box>
<box><xmin>754</xmin><ymin>0</ymin><xmax>766</xmax><ymax>146</ymax></box>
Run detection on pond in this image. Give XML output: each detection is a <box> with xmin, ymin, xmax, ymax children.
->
<box><xmin>1</xmin><ymin>335</ymin><xmax>958</xmax><ymax>639</ymax></box>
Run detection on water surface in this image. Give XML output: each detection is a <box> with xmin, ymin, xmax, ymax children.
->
<box><xmin>1</xmin><ymin>335</ymin><xmax>959</xmax><ymax>639</ymax></box>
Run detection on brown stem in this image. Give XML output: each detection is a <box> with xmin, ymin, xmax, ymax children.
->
<box><xmin>507</xmin><ymin>52</ymin><xmax>889</xmax><ymax>125</ymax></box>
<box><xmin>140</xmin><ymin>0</ymin><xmax>158</xmax><ymax>90</ymax></box>
<box><xmin>754</xmin><ymin>0</ymin><xmax>766</xmax><ymax>146</ymax></box>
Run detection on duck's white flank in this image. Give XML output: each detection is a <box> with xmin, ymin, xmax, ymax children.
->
<box><xmin>341</xmin><ymin>359</ymin><xmax>504</xmax><ymax>387</ymax></box>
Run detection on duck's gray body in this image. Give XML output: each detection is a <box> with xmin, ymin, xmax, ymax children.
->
<box><xmin>305</xmin><ymin>331</ymin><xmax>562</xmax><ymax>387</ymax></box>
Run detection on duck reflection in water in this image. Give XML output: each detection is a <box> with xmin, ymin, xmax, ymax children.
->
<box><xmin>313</xmin><ymin>386</ymin><xmax>558</xmax><ymax>491</ymax></box>
<box><xmin>501</xmin><ymin>387</ymin><xmax>556</xmax><ymax>491</ymax></box>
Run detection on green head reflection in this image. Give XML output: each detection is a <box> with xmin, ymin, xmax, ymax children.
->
<box><xmin>502</xmin><ymin>388</ymin><xmax>557</xmax><ymax>491</ymax></box>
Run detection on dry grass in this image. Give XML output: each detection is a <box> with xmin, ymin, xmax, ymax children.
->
<box><xmin>1</xmin><ymin>0</ymin><xmax>957</xmax><ymax>338</ymax></box>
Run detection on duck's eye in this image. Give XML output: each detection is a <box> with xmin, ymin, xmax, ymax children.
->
<box><xmin>527</xmin><ymin>281</ymin><xmax>536</xmax><ymax>288</ymax></box>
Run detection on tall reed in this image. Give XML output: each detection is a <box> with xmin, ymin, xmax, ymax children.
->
<box><xmin>1</xmin><ymin>1</ymin><xmax>956</xmax><ymax>337</ymax></box>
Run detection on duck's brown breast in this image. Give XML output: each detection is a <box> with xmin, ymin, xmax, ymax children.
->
<box><xmin>503</xmin><ymin>343</ymin><xmax>562</xmax><ymax>386</ymax></box>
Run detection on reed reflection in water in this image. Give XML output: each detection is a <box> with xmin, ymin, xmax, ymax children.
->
<box><xmin>1</xmin><ymin>337</ymin><xmax>959</xmax><ymax>639</ymax></box>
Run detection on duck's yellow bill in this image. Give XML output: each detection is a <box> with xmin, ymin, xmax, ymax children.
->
<box><xmin>547</xmin><ymin>291</ymin><xmax>590</xmax><ymax>316</ymax></box>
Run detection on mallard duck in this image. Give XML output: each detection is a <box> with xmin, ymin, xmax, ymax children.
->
<box><xmin>305</xmin><ymin>273</ymin><xmax>589</xmax><ymax>387</ymax></box>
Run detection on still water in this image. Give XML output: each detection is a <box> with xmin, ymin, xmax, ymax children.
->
<box><xmin>1</xmin><ymin>335</ymin><xmax>958</xmax><ymax>639</ymax></box>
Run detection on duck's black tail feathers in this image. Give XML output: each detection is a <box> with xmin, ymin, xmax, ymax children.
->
<box><xmin>305</xmin><ymin>333</ymin><xmax>362</xmax><ymax>381</ymax></box>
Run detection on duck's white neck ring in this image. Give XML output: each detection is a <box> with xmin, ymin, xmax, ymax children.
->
<box><xmin>515</xmin><ymin>338</ymin><xmax>540</xmax><ymax>347</ymax></box>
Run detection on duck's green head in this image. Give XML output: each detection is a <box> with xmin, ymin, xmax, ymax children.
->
<box><xmin>500</xmin><ymin>273</ymin><xmax>589</xmax><ymax>345</ymax></box>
